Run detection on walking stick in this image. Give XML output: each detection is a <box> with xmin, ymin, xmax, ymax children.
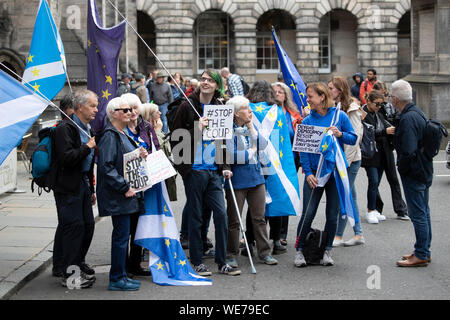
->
<box><xmin>226</xmin><ymin>175</ymin><xmax>257</xmax><ymax>274</ymax></box>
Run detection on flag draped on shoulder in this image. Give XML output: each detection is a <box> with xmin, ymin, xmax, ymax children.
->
<box><xmin>272</xmin><ymin>28</ymin><xmax>309</xmax><ymax>112</ymax></box>
<box><xmin>250</xmin><ymin>102</ymin><xmax>301</xmax><ymax>217</ymax></box>
<box><xmin>22</xmin><ymin>0</ymin><xmax>67</xmax><ymax>100</ymax></box>
<box><xmin>316</xmin><ymin>106</ymin><xmax>359</xmax><ymax>226</ymax></box>
<box><xmin>0</xmin><ymin>70</ymin><xmax>48</xmax><ymax>166</ymax></box>
<box><xmin>134</xmin><ymin>182</ymin><xmax>212</xmax><ymax>286</ymax></box>
<box><xmin>87</xmin><ymin>0</ymin><xmax>126</xmax><ymax>133</ymax></box>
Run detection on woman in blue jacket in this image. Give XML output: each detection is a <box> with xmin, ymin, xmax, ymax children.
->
<box><xmin>224</xmin><ymin>96</ymin><xmax>278</xmax><ymax>268</ymax></box>
<box><xmin>294</xmin><ymin>83</ymin><xmax>357</xmax><ymax>267</ymax></box>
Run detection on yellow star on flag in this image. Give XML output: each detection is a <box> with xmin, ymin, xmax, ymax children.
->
<box><xmin>27</xmin><ymin>54</ymin><xmax>34</xmax><ymax>63</ymax></box>
<box><xmin>87</xmin><ymin>39</ymin><xmax>92</xmax><ymax>47</ymax></box>
<box><xmin>268</xmin><ymin>111</ymin><xmax>276</xmax><ymax>120</ymax></box>
<box><xmin>339</xmin><ymin>169</ymin><xmax>347</xmax><ymax>178</ymax></box>
<box><xmin>179</xmin><ymin>260</ymin><xmax>186</xmax><ymax>266</ymax></box>
<box><xmin>281</xmin><ymin>136</ymin><xmax>284</xmax><ymax>144</ymax></box>
<box><xmin>321</xmin><ymin>142</ymin><xmax>328</xmax><ymax>151</ymax></box>
<box><xmin>255</xmin><ymin>105</ymin><xmax>263</xmax><ymax>113</ymax></box>
<box><xmin>31</xmin><ymin>68</ymin><xmax>40</xmax><ymax>77</ymax></box>
<box><xmin>204</xmin><ymin>143</ymin><xmax>208</xmax><ymax>148</ymax></box>
<box><xmin>102</xmin><ymin>89</ymin><xmax>111</xmax><ymax>100</ymax></box>
<box><xmin>31</xmin><ymin>82</ymin><xmax>40</xmax><ymax>92</ymax></box>
<box><xmin>165</xmin><ymin>239</ymin><xmax>170</xmax><ymax>247</ymax></box>
<box><xmin>105</xmin><ymin>75</ymin><xmax>112</xmax><ymax>85</ymax></box>
<box><xmin>156</xmin><ymin>262</ymin><xmax>164</xmax><ymax>270</ymax></box>
<box><xmin>273</xmin><ymin>159</ymin><xmax>281</xmax><ymax>168</ymax></box>
<box><xmin>162</xmin><ymin>221</ymin><xmax>167</xmax><ymax>230</ymax></box>
<box><xmin>277</xmin><ymin>120</ymin><xmax>283</xmax><ymax>128</ymax></box>
<box><xmin>280</xmin><ymin>151</ymin><xmax>283</xmax><ymax>159</ymax></box>
<box><xmin>164</xmin><ymin>205</ymin><xmax>168</xmax><ymax>212</ymax></box>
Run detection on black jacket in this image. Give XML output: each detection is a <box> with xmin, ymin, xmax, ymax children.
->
<box><xmin>96</xmin><ymin>122</ymin><xmax>145</xmax><ymax>217</ymax></box>
<box><xmin>52</xmin><ymin>115</ymin><xmax>95</xmax><ymax>195</ymax></box>
<box><xmin>361</xmin><ymin>105</ymin><xmax>394</xmax><ymax>168</ymax></box>
<box><xmin>394</xmin><ymin>103</ymin><xmax>433</xmax><ymax>186</ymax></box>
<box><xmin>170</xmin><ymin>90</ymin><xmax>230</xmax><ymax>178</ymax></box>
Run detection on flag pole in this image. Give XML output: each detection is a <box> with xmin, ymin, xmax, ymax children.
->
<box><xmin>105</xmin><ymin>0</ymin><xmax>202</xmax><ymax>120</ymax></box>
<box><xmin>0</xmin><ymin>62</ymin><xmax>91</xmax><ymax>139</ymax></box>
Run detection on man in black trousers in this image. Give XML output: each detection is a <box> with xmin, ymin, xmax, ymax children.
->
<box><xmin>52</xmin><ymin>89</ymin><xmax>98</xmax><ymax>288</ymax></box>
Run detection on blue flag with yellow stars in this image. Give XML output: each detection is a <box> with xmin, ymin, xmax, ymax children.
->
<box><xmin>272</xmin><ymin>27</ymin><xmax>310</xmax><ymax>113</ymax></box>
<box><xmin>22</xmin><ymin>0</ymin><xmax>66</xmax><ymax>100</ymax></box>
<box><xmin>250</xmin><ymin>102</ymin><xmax>301</xmax><ymax>217</ymax></box>
<box><xmin>87</xmin><ymin>0</ymin><xmax>126</xmax><ymax>133</ymax></box>
<box><xmin>134</xmin><ymin>182</ymin><xmax>212</xmax><ymax>286</ymax></box>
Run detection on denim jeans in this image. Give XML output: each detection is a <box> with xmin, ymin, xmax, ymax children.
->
<box><xmin>400</xmin><ymin>175</ymin><xmax>432</xmax><ymax>260</ymax></box>
<box><xmin>110</xmin><ymin>213</ymin><xmax>132</xmax><ymax>282</ymax></box>
<box><xmin>159</xmin><ymin>102</ymin><xmax>169</xmax><ymax>134</ymax></box>
<box><xmin>180</xmin><ymin>199</ymin><xmax>212</xmax><ymax>247</ymax></box>
<box><xmin>336</xmin><ymin>160</ymin><xmax>363</xmax><ymax>237</ymax></box>
<box><xmin>296</xmin><ymin>175</ymin><xmax>340</xmax><ymax>251</ymax></box>
<box><xmin>182</xmin><ymin>170</ymin><xmax>228</xmax><ymax>266</ymax></box>
<box><xmin>364</xmin><ymin>166</ymin><xmax>383</xmax><ymax>211</ymax></box>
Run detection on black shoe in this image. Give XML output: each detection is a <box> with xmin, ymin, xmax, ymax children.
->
<box><xmin>272</xmin><ymin>241</ymin><xmax>287</xmax><ymax>255</ymax></box>
<box><xmin>128</xmin><ymin>267</ymin><xmax>151</xmax><ymax>277</ymax></box>
<box><xmin>79</xmin><ymin>263</ymin><xmax>95</xmax><ymax>280</ymax></box>
<box><xmin>241</xmin><ymin>243</ymin><xmax>255</xmax><ymax>257</ymax></box>
<box><xmin>180</xmin><ymin>234</ymin><xmax>189</xmax><ymax>249</ymax></box>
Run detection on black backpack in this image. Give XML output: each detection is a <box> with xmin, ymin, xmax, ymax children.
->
<box><xmin>410</xmin><ymin>110</ymin><xmax>448</xmax><ymax>160</ymax></box>
<box><xmin>166</xmin><ymin>97</ymin><xmax>192</xmax><ymax>134</ymax></box>
<box><xmin>360</xmin><ymin>121</ymin><xmax>377</xmax><ymax>159</ymax></box>
<box><xmin>240</xmin><ymin>78</ymin><xmax>250</xmax><ymax>95</ymax></box>
<box><xmin>295</xmin><ymin>228</ymin><xmax>327</xmax><ymax>265</ymax></box>
<box><xmin>30</xmin><ymin>127</ymin><xmax>55</xmax><ymax>195</ymax></box>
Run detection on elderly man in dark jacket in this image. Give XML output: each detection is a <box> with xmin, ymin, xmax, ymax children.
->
<box><xmin>97</xmin><ymin>96</ymin><xmax>147</xmax><ymax>291</ymax></box>
<box><xmin>391</xmin><ymin>80</ymin><xmax>433</xmax><ymax>267</ymax></box>
<box><xmin>52</xmin><ymin>89</ymin><xmax>98</xmax><ymax>288</ymax></box>
<box><xmin>170</xmin><ymin>69</ymin><xmax>240</xmax><ymax>276</ymax></box>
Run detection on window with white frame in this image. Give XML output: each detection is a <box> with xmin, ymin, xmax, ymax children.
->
<box><xmin>319</xmin><ymin>13</ymin><xmax>331</xmax><ymax>73</ymax></box>
<box><xmin>256</xmin><ymin>33</ymin><xmax>278</xmax><ymax>71</ymax></box>
<box><xmin>196</xmin><ymin>11</ymin><xmax>229</xmax><ymax>73</ymax></box>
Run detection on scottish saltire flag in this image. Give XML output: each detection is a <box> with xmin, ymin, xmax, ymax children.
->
<box><xmin>22</xmin><ymin>0</ymin><xmax>66</xmax><ymax>100</ymax></box>
<box><xmin>0</xmin><ymin>70</ymin><xmax>48</xmax><ymax>166</ymax></box>
<box><xmin>87</xmin><ymin>0</ymin><xmax>126</xmax><ymax>133</ymax></box>
<box><xmin>250</xmin><ymin>102</ymin><xmax>301</xmax><ymax>217</ymax></box>
<box><xmin>272</xmin><ymin>28</ymin><xmax>309</xmax><ymax>112</ymax></box>
<box><xmin>134</xmin><ymin>182</ymin><xmax>212</xmax><ymax>286</ymax></box>
<box><xmin>316</xmin><ymin>107</ymin><xmax>359</xmax><ymax>226</ymax></box>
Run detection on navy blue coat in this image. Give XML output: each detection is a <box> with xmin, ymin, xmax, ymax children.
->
<box><xmin>394</xmin><ymin>103</ymin><xmax>433</xmax><ymax>186</ymax></box>
<box><xmin>96</xmin><ymin>122</ymin><xmax>145</xmax><ymax>217</ymax></box>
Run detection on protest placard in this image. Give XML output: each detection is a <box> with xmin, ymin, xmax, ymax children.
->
<box><xmin>203</xmin><ymin>104</ymin><xmax>234</xmax><ymax>141</ymax></box>
<box><xmin>292</xmin><ymin>124</ymin><xmax>327</xmax><ymax>154</ymax></box>
<box><xmin>123</xmin><ymin>149</ymin><xmax>152</xmax><ymax>192</ymax></box>
<box><xmin>145</xmin><ymin>150</ymin><xmax>177</xmax><ymax>185</ymax></box>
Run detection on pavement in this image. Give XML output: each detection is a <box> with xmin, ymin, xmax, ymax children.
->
<box><xmin>1</xmin><ymin>150</ymin><xmax>449</xmax><ymax>300</ymax></box>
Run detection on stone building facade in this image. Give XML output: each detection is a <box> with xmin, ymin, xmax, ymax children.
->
<box><xmin>4</xmin><ymin>0</ymin><xmax>447</xmax><ymax>126</ymax></box>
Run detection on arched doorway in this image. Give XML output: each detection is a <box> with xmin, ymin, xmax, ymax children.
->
<box><xmin>255</xmin><ymin>9</ymin><xmax>296</xmax><ymax>83</ymax></box>
<box><xmin>137</xmin><ymin>10</ymin><xmax>156</xmax><ymax>76</ymax></box>
<box><xmin>397</xmin><ymin>11</ymin><xmax>411</xmax><ymax>79</ymax></box>
<box><xmin>319</xmin><ymin>10</ymin><xmax>358</xmax><ymax>81</ymax></box>
<box><xmin>0</xmin><ymin>49</ymin><xmax>25</xmax><ymax>80</ymax></box>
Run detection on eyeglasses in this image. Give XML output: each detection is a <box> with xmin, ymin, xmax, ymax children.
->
<box><xmin>200</xmin><ymin>77</ymin><xmax>216</xmax><ymax>84</ymax></box>
<box><xmin>114</xmin><ymin>108</ymin><xmax>132</xmax><ymax>113</ymax></box>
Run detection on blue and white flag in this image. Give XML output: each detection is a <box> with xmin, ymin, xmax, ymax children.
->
<box><xmin>134</xmin><ymin>182</ymin><xmax>212</xmax><ymax>286</ymax></box>
<box><xmin>316</xmin><ymin>106</ymin><xmax>359</xmax><ymax>226</ymax></box>
<box><xmin>0</xmin><ymin>70</ymin><xmax>48</xmax><ymax>166</ymax></box>
<box><xmin>250</xmin><ymin>102</ymin><xmax>301</xmax><ymax>217</ymax></box>
<box><xmin>22</xmin><ymin>0</ymin><xmax>66</xmax><ymax>100</ymax></box>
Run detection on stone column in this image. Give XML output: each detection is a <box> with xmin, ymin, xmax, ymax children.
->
<box><xmin>234</xmin><ymin>30</ymin><xmax>256</xmax><ymax>84</ymax></box>
<box><xmin>155</xmin><ymin>30</ymin><xmax>193</xmax><ymax>79</ymax></box>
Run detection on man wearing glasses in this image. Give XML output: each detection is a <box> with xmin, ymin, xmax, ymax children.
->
<box><xmin>52</xmin><ymin>89</ymin><xmax>98</xmax><ymax>288</ymax></box>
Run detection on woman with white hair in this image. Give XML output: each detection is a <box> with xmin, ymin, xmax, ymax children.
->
<box><xmin>224</xmin><ymin>96</ymin><xmax>278</xmax><ymax>268</ymax></box>
<box><xmin>96</xmin><ymin>97</ymin><xmax>148</xmax><ymax>291</ymax></box>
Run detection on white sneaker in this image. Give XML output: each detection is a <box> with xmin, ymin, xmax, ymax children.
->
<box><xmin>332</xmin><ymin>238</ymin><xmax>344</xmax><ymax>247</ymax></box>
<box><xmin>294</xmin><ymin>250</ymin><xmax>307</xmax><ymax>267</ymax></box>
<box><xmin>344</xmin><ymin>237</ymin><xmax>365</xmax><ymax>246</ymax></box>
<box><xmin>366</xmin><ymin>211</ymin><xmax>379</xmax><ymax>224</ymax></box>
<box><xmin>373</xmin><ymin>210</ymin><xmax>386</xmax><ymax>221</ymax></box>
<box><xmin>321</xmin><ymin>250</ymin><xmax>334</xmax><ymax>266</ymax></box>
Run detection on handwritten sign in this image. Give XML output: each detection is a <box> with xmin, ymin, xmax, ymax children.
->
<box><xmin>124</xmin><ymin>149</ymin><xmax>152</xmax><ymax>192</ymax></box>
<box><xmin>203</xmin><ymin>105</ymin><xmax>234</xmax><ymax>141</ymax></box>
<box><xmin>292</xmin><ymin>124</ymin><xmax>327</xmax><ymax>154</ymax></box>
<box><xmin>145</xmin><ymin>150</ymin><xmax>177</xmax><ymax>185</ymax></box>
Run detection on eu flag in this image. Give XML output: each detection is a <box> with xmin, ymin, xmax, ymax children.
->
<box><xmin>22</xmin><ymin>0</ymin><xmax>66</xmax><ymax>100</ymax></box>
<box><xmin>87</xmin><ymin>0</ymin><xmax>126</xmax><ymax>133</ymax></box>
<box><xmin>271</xmin><ymin>28</ymin><xmax>309</xmax><ymax>112</ymax></box>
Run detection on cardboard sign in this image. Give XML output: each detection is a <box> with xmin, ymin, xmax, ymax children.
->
<box><xmin>203</xmin><ymin>105</ymin><xmax>234</xmax><ymax>141</ymax></box>
<box><xmin>0</xmin><ymin>148</ymin><xmax>17</xmax><ymax>195</ymax></box>
<box><xmin>292</xmin><ymin>124</ymin><xmax>327</xmax><ymax>154</ymax></box>
<box><xmin>124</xmin><ymin>149</ymin><xmax>152</xmax><ymax>192</ymax></box>
<box><xmin>145</xmin><ymin>150</ymin><xmax>177</xmax><ymax>185</ymax></box>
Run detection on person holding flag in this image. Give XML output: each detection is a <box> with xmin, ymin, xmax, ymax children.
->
<box><xmin>294</xmin><ymin>83</ymin><xmax>357</xmax><ymax>267</ymax></box>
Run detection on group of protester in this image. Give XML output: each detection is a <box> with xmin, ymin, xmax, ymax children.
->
<box><xmin>50</xmin><ymin>67</ymin><xmax>434</xmax><ymax>291</ymax></box>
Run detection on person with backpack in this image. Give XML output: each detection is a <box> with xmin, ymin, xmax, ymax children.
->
<box><xmin>328</xmin><ymin>76</ymin><xmax>365</xmax><ymax>247</ymax></box>
<box><xmin>294</xmin><ymin>83</ymin><xmax>357</xmax><ymax>267</ymax></box>
<box><xmin>391</xmin><ymin>80</ymin><xmax>437</xmax><ymax>267</ymax></box>
<box><xmin>359</xmin><ymin>69</ymin><xmax>378</xmax><ymax>105</ymax></box>
<box><xmin>52</xmin><ymin>89</ymin><xmax>98</xmax><ymax>288</ymax></box>
<box><xmin>149</xmin><ymin>71</ymin><xmax>173</xmax><ymax>134</ymax></box>
<box><xmin>221</xmin><ymin>67</ymin><xmax>245</xmax><ymax>98</ymax></box>
<box><xmin>361</xmin><ymin>90</ymin><xmax>408</xmax><ymax>224</ymax></box>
